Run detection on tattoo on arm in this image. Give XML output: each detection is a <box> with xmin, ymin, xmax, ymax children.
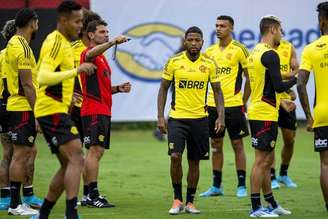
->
<box><xmin>297</xmin><ymin>70</ymin><xmax>312</xmax><ymax>119</ymax></box>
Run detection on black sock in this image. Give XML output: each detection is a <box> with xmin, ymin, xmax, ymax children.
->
<box><xmin>213</xmin><ymin>170</ymin><xmax>222</xmax><ymax>188</ymax></box>
<box><xmin>0</xmin><ymin>187</ymin><xmax>10</xmax><ymax>198</ymax></box>
<box><xmin>270</xmin><ymin>168</ymin><xmax>276</xmax><ymax>180</ymax></box>
<box><xmin>279</xmin><ymin>164</ymin><xmax>289</xmax><ymax>176</ymax></box>
<box><xmin>66</xmin><ymin>197</ymin><xmax>78</xmax><ymax>219</ymax></box>
<box><xmin>39</xmin><ymin>198</ymin><xmax>56</xmax><ymax>219</ymax></box>
<box><xmin>88</xmin><ymin>182</ymin><xmax>99</xmax><ymax>199</ymax></box>
<box><xmin>172</xmin><ymin>183</ymin><xmax>182</xmax><ymax>201</ymax></box>
<box><xmin>10</xmin><ymin>181</ymin><xmax>22</xmax><ymax>208</ymax></box>
<box><xmin>23</xmin><ymin>185</ymin><xmax>34</xmax><ymax>197</ymax></box>
<box><xmin>250</xmin><ymin>193</ymin><xmax>261</xmax><ymax>211</ymax></box>
<box><xmin>186</xmin><ymin>187</ymin><xmax>196</xmax><ymax>204</ymax></box>
<box><xmin>326</xmin><ymin>203</ymin><xmax>328</xmax><ymax>211</ymax></box>
<box><xmin>264</xmin><ymin>192</ymin><xmax>278</xmax><ymax>209</ymax></box>
<box><xmin>83</xmin><ymin>185</ymin><xmax>89</xmax><ymax>197</ymax></box>
<box><xmin>237</xmin><ymin>170</ymin><xmax>246</xmax><ymax>187</ymax></box>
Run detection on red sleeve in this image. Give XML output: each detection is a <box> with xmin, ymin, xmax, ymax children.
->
<box><xmin>80</xmin><ymin>47</ymin><xmax>90</xmax><ymax>65</ymax></box>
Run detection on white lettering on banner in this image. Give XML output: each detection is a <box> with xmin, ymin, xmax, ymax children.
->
<box><xmin>92</xmin><ymin>0</ymin><xmax>321</xmax><ymax>121</ymax></box>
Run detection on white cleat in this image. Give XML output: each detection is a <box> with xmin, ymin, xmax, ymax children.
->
<box><xmin>185</xmin><ymin>202</ymin><xmax>200</xmax><ymax>214</ymax></box>
<box><xmin>8</xmin><ymin>203</ymin><xmax>38</xmax><ymax>216</ymax></box>
<box><xmin>269</xmin><ymin>205</ymin><xmax>291</xmax><ymax>215</ymax></box>
<box><xmin>250</xmin><ymin>207</ymin><xmax>279</xmax><ymax>217</ymax></box>
<box><xmin>168</xmin><ymin>199</ymin><xmax>184</xmax><ymax>215</ymax></box>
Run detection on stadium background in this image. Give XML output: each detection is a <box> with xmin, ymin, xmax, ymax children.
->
<box><xmin>0</xmin><ymin>0</ymin><xmax>323</xmax><ymax>122</ymax></box>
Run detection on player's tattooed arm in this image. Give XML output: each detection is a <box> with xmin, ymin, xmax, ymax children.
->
<box><xmin>157</xmin><ymin>79</ymin><xmax>171</xmax><ymax>134</ymax></box>
<box><xmin>297</xmin><ymin>69</ymin><xmax>313</xmax><ymax>131</ymax></box>
<box><xmin>211</xmin><ymin>81</ymin><xmax>225</xmax><ymax>133</ymax></box>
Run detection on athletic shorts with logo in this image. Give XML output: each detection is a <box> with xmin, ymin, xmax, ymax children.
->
<box><xmin>8</xmin><ymin>111</ymin><xmax>36</xmax><ymax>146</ymax></box>
<box><xmin>82</xmin><ymin>114</ymin><xmax>111</xmax><ymax>149</ymax></box>
<box><xmin>249</xmin><ymin>120</ymin><xmax>278</xmax><ymax>152</ymax></box>
<box><xmin>278</xmin><ymin>106</ymin><xmax>296</xmax><ymax>130</ymax></box>
<box><xmin>37</xmin><ymin>113</ymin><xmax>80</xmax><ymax>153</ymax></box>
<box><xmin>314</xmin><ymin>126</ymin><xmax>328</xmax><ymax>152</ymax></box>
<box><xmin>0</xmin><ymin>99</ymin><xmax>10</xmax><ymax>133</ymax></box>
<box><xmin>208</xmin><ymin>106</ymin><xmax>249</xmax><ymax>139</ymax></box>
<box><xmin>167</xmin><ymin>117</ymin><xmax>209</xmax><ymax>160</ymax></box>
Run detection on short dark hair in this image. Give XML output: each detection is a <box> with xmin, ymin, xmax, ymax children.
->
<box><xmin>15</xmin><ymin>8</ymin><xmax>38</xmax><ymax>28</ymax></box>
<box><xmin>259</xmin><ymin>15</ymin><xmax>281</xmax><ymax>35</ymax></box>
<box><xmin>57</xmin><ymin>0</ymin><xmax>82</xmax><ymax>16</ymax></box>
<box><xmin>86</xmin><ymin>19</ymin><xmax>107</xmax><ymax>34</ymax></box>
<box><xmin>82</xmin><ymin>9</ymin><xmax>102</xmax><ymax>33</ymax></box>
<box><xmin>1</xmin><ymin>19</ymin><xmax>16</xmax><ymax>42</ymax></box>
<box><xmin>217</xmin><ymin>15</ymin><xmax>234</xmax><ymax>26</ymax></box>
<box><xmin>317</xmin><ymin>2</ymin><xmax>328</xmax><ymax>19</ymax></box>
<box><xmin>185</xmin><ymin>26</ymin><xmax>203</xmax><ymax>38</ymax></box>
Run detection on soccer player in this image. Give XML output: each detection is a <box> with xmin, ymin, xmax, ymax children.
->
<box><xmin>70</xmin><ymin>9</ymin><xmax>101</xmax><ymax>205</ymax></box>
<box><xmin>297</xmin><ymin>1</ymin><xmax>328</xmax><ymax>212</ymax></box>
<box><xmin>200</xmin><ymin>15</ymin><xmax>250</xmax><ymax>198</ymax></box>
<box><xmin>32</xmin><ymin>1</ymin><xmax>96</xmax><ymax>219</ymax></box>
<box><xmin>3</xmin><ymin>8</ymin><xmax>40</xmax><ymax>216</ymax></box>
<box><xmin>247</xmin><ymin>15</ymin><xmax>296</xmax><ymax>217</ymax></box>
<box><xmin>80</xmin><ymin>19</ymin><xmax>131</xmax><ymax>208</ymax></box>
<box><xmin>157</xmin><ymin>26</ymin><xmax>225</xmax><ymax>215</ymax></box>
<box><xmin>0</xmin><ymin>19</ymin><xmax>16</xmax><ymax>210</ymax></box>
<box><xmin>271</xmin><ymin>39</ymin><xmax>299</xmax><ymax>189</ymax></box>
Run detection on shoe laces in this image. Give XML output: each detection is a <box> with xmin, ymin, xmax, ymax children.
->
<box><xmin>172</xmin><ymin>199</ymin><xmax>182</xmax><ymax>208</ymax></box>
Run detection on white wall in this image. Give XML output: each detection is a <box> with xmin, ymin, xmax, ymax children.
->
<box><xmin>91</xmin><ymin>0</ymin><xmax>322</xmax><ymax>121</ymax></box>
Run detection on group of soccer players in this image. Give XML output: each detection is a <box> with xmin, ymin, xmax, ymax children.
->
<box><xmin>157</xmin><ymin>1</ymin><xmax>328</xmax><ymax>217</ymax></box>
<box><xmin>0</xmin><ymin>1</ymin><xmax>131</xmax><ymax>218</ymax></box>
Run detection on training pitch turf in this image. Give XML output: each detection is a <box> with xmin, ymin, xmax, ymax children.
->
<box><xmin>0</xmin><ymin>128</ymin><xmax>327</xmax><ymax>218</ymax></box>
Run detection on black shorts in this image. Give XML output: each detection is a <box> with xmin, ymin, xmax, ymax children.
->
<box><xmin>314</xmin><ymin>126</ymin><xmax>328</xmax><ymax>152</ymax></box>
<box><xmin>249</xmin><ymin>120</ymin><xmax>278</xmax><ymax>152</ymax></box>
<box><xmin>167</xmin><ymin>117</ymin><xmax>209</xmax><ymax>161</ymax></box>
<box><xmin>82</xmin><ymin>115</ymin><xmax>111</xmax><ymax>149</ymax></box>
<box><xmin>71</xmin><ymin>106</ymin><xmax>84</xmax><ymax>142</ymax></box>
<box><xmin>0</xmin><ymin>99</ymin><xmax>10</xmax><ymax>133</ymax></box>
<box><xmin>278</xmin><ymin>107</ymin><xmax>297</xmax><ymax>130</ymax></box>
<box><xmin>8</xmin><ymin>111</ymin><xmax>36</xmax><ymax>147</ymax></box>
<box><xmin>37</xmin><ymin>113</ymin><xmax>80</xmax><ymax>154</ymax></box>
<box><xmin>208</xmin><ymin>106</ymin><xmax>249</xmax><ymax>140</ymax></box>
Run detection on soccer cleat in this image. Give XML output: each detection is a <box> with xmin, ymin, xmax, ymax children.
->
<box><xmin>8</xmin><ymin>203</ymin><xmax>38</xmax><ymax>216</ymax></box>
<box><xmin>86</xmin><ymin>195</ymin><xmax>115</xmax><ymax>208</ymax></box>
<box><xmin>250</xmin><ymin>207</ymin><xmax>279</xmax><ymax>217</ymax></box>
<box><xmin>199</xmin><ymin>186</ymin><xmax>224</xmax><ymax>197</ymax></box>
<box><xmin>277</xmin><ymin>175</ymin><xmax>297</xmax><ymax>188</ymax></box>
<box><xmin>185</xmin><ymin>202</ymin><xmax>200</xmax><ymax>214</ymax></box>
<box><xmin>236</xmin><ymin>186</ymin><xmax>247</xmax><ymax>198</ymax></box>
<box><xmin>268</xmin><ymin>204</ymin><xmax>292</xmax><ymax>215</ymax></box>
<box><xmin>79</xmin><ymin>195</ymin><xmax>88</xmax><ymax>206</ymax></box>
<box><xmin>31</xmin><ymin>214</ymin><xmax>81</xmax><ymax>219</ymax></box>
<box><xmin>0</xmin><ymin>197</ymin><xmax>10</xmax><ymax>210</ymax></box>
<box><xmin>23</xmin><ymin>195</ymin><xmax>43</xmax><ymax>209</ymax></box>
<box><xmin>271</xmin><ymin>179</ymin><xmax>280</xmax><ymax>190</ymax></box>
<box><xmin>168</xmin><ymin>199</ymin><xmax>184</xmax><ymax>215</ymax></box>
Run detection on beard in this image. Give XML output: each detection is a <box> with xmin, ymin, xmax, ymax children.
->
<box><xmin>31</xmin><ymin>31</ymin><xmax>36</xmax><ymax>40</ymax></box>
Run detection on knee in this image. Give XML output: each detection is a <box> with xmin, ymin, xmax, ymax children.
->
<box><xmin>231</xmin><ymin>140</ymin><xmax>244</xmax><ymax>152</ymax></box>
<box><xmin>211</xmin><ymin>138</ymin><xmax>223</xmax><ymax>153</ymax></box>
<box><xmin>12</xmin><ymin>148</ymin><xmax>30</xmax><ymax>163</ymax></box>
<box><xmin>89</xmin><ymin>146</ymin><xmax>105</xmax><ymax>161</ymax></box>
<box><xmin>284</xmin><ymin>139</ymin><xmax>295</xmax><ymax>148</ymax></box>
<box><xmin>30</xmin><ymin>146</ymin><xmax>37</xmax><ymax>158</ymax></box>
<box><xmin>170</xmin><ymin>153</ymin><xmax>182</xmax><ymax>164</ymax></box>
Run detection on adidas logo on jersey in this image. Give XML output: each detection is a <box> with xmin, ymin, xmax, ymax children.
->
<box><xmin>251</xmin><ymin>137</ymin><xmax>258</xmax><ymax>146</ymax></box>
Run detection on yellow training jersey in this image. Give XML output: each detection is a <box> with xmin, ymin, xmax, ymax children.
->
<box><xmin>276</xmin><ymin>39</ymin><xmax>292</xmax><ymax>100</ymax></box>
<box><xmin>71</xmin><ymin>39</ymin><xmax>86</xmax><ymax>108</ymax></box>
<box><xmin>4</xmin><ymin>35</ymin><xmax>37</xmax><ymax>111</ymax></box>
<box><xmin>0</xmin><ymin>49</ymin><xmax>5</xmax><ymax>99</ymax></box>
<box><xmin>205</xmin><ymin>40</ymin><xmax>249</xmax><ymax>107</ymax></box>
<box><xmin>247</xmin><ymin>43</ymin><xmax>281</xmax><ymax>121</ymax></box>
<box><xmin>300</xmin><ymin>35</ymin><xmax>328</xmax><ymax>128</ymax></box>
<box><xmin>34</xmin><ymin>30</ymin><xmax>75</xmax><ymax>118</ymax></box>
<box><xmin>162</xmin><ymin>51</ymin><xmax>219</xmax><ymax>119</ymax></box>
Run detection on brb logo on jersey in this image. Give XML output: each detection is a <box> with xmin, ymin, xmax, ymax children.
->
<box><xmin>115</xmin><ymin>23</ymin><xmax>184</xmax><ymax>82</ymax></box>
<box><xmin>179</xmin><ymin>80</ymin><xmax>205</xmax><ymax>89</ymax></box>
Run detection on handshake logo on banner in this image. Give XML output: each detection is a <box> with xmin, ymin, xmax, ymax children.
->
<box><xmin>115</xmin><ymin>23</ymin><xmax>184</xmax><ymax>82</ymax></box>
